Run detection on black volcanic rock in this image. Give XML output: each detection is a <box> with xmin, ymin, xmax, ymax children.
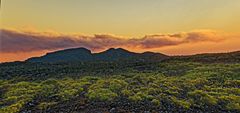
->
<box><xmin>26</xmin><ymin>47</ymin><xmax>168</xmax><ymax>63</ymax></box>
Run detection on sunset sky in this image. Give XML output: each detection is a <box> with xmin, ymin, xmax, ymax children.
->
<box><xmin>1</xmin><ymin>0</ymin><xmax>240</xmax><ymax>62</ymax></box>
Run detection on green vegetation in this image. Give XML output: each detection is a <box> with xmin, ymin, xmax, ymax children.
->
<box><xmin>0</xmin><ymin>61</ymin><xmax>240</xmax><ymax>112</ymax></box>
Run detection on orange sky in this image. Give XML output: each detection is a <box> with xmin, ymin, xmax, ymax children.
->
<box><xmin>1</xmin><ymin>0</ymin><xmax>240</xmax><ymax>62</ymax></box>
<box><xmin>1</xmin><ymin>28</ymin><xmax>240</xmax><ymax>62</ymax></box>
<box><xmin>1</xmin><ymin>38</ymin><xmax>240</xmax><ymax>63</ymax></box>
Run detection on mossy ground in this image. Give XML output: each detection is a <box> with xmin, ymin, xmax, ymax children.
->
<box><xmin>0</xmin><ymin>61</ymin><xmax>240</xmax><ymax>112</ymax></box>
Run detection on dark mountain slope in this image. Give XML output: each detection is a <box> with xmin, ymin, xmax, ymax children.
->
<box><xmin>94</xmin><ymin>48</ymin><xmax>138</xmax><ymax>61</ymax></box>
<box><xmin>26</xmin><ymin>48</ymin><xmax>93</xmax><ymax>62</ymax></box>
<box><xmin>26</xmin><ymin>47</ymin><xmax>168</xmax><ymax>62</ymax></box>
<box><xmin>26</xmin><ymin>47</ymin><xmax>240</xmax><ymax>63</ymax></box>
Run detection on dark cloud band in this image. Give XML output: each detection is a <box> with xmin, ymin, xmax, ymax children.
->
<box><xmin>0</xmin><ymin>29</ymin><xmax>223</xmax><ymax>53</ymax></box>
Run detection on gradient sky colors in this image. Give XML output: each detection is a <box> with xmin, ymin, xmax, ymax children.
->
<box><xmin>1</xmin><ymin>0</ymin><xmax>240</xmax><ymax>62</ymax></box>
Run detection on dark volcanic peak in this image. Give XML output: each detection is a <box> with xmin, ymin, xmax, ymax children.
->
<box><xmin>26</xmin><ymin>47</ymin><xmax>240</xmax><ymax>63</ymax></box>
<box><xmin>94</xmin><ymin>48</ymin><xmax>138</xmax><ymax>61</ymax></box>
<box><xmin>105</xmin><ymin>48</ymin><xmax>132</xmax><ymax>53</ymax></box>
<box><xmin>100</xmin><ymin>48</ymin><xmax>137</xmax><ymax>55</ymax></box>
<box><xmin>48</xmin><ymin>47</ymin><xmax>91</xmax><ymax>54</ymax></box>
<box><xmin>45</xmin><ymin>47</ymin><xmax>92</xmax><ymax>57</ymax></box>
<box><xmin>26</xmin><ymin>47</ymin><xmax>167</xmax><ymax>62</ymax></box>
<box><xmin>26</xmin><ymin>47</ymin><xmax>93</xmax><ymax>62</ymax></box>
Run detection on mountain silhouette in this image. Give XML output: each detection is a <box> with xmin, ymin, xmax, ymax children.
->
<box><xmin>26</xmin><ymin>47</ymin><xmax>240</xmax><ymax>63</ymax></box>
<box><xmin>94</xmin><ymin>48</ymin><xmax>138</xmax><ymax>61</ymax></box>
<box><xmin>26</xmin><ymin>47</ymin><xmax>168</xmax><ymax>62</ymax></box>
<box><xmin>26</xmin><ymin>48</ymin><xmax>93</xmax><ymax>62</ymax></box>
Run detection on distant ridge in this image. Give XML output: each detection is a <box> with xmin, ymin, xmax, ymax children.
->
<box><xmin>174</xmin><ymin>50</ymin><xmax>240</xmax><ymax>63</ymax></box>
<box><xmin>26</xmin><ymin>47</ymin><xmax>168</xmax><ymax>62</ymax></box>
<box><xmin>26</xmin><ymin>47</ymin><xmax>240</xmax><ymax>63</ymax></box>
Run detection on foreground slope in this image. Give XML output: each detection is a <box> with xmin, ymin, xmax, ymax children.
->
<box><xmin>0</xmin><ymin>49</ymin><xmax>240</xmax><ymax>113</ymax></box>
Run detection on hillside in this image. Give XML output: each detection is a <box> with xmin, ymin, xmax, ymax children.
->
<box><xmin>26</xmin><ymin>48</ymin><xmax>168</xmax><ymax>63</ymax></box>
<box><xmin>173</xmin><ymin>51</ymin><xmax>240</xmax><ymax>63</ymax></box>
<box><xmin>0</xmin><ymin>49</ymin><xmax>240</xmax><ymax>113</ymax></box>
<box><xmin>26</xmin><ymin>47</ymin><xmax>240</xmax><ymax>63</ymax></box>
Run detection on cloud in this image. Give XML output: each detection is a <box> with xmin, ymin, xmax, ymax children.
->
<box><xmin>0</xmin><ymin>28</ymin><xmax>226</xmax><ymax>53</ymax></box>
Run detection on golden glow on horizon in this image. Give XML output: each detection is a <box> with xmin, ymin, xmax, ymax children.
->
<box><xmin>1</xmin><ymin>28</ymin><xmax>240</xmax><ymax>62</ymax></box>
<box><xmin>1</xmin><ymin>36</ymin><xmax>240</xmax><ymax>63</ymax></box>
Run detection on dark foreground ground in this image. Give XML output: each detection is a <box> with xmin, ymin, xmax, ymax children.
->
<box><xmin>0</xmin><ymin>54</ymin><xmax>240</xmax><ymax>113</ymax></box>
